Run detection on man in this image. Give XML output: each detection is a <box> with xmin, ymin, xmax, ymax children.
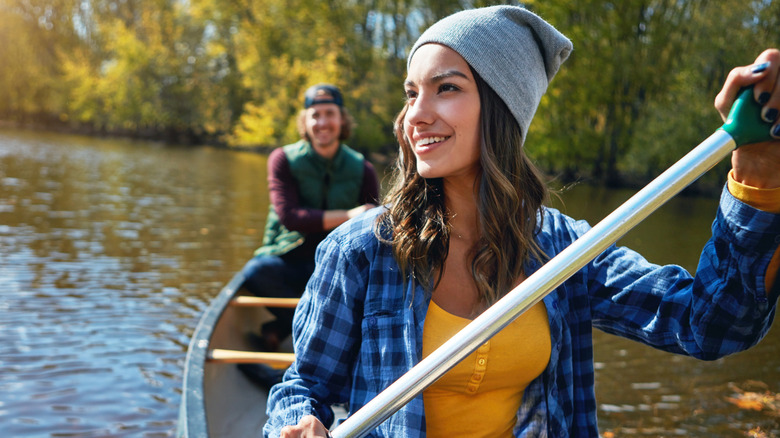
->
<box><xmin>238</xmin><ymin>84</ymin><xmax>379</xmax><ymax>388</ymax></box>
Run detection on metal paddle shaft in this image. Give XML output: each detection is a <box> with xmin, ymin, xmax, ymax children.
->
<box><xmin>330</xmin><ymin>87</ymin><xmax>774</xmax><ymax>438</ymax></box>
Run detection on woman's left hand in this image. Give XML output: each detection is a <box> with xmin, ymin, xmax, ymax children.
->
<box><xmin>715</xmin><ymin>48</ymin><xmax>780</xmax><ymax>189</ymax></box>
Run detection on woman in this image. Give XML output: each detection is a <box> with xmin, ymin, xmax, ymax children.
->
<box><xmin>265</xmin><ymin>6</ymin><xmax>780</xmax><ymax>437</ymax></box>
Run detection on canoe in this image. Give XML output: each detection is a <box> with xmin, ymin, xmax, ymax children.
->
<box><xmin>177</xmin><ymin>272</ymin><xmax>298</xmax><ymax>437</ymax></box>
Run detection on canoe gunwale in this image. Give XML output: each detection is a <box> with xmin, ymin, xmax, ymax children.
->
<box><xmin>179</xmin><ymin>272</ymin><xmax>246</xmax><ymax>437</ymax></box>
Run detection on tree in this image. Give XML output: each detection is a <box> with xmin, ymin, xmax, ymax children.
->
<box><xmin>0</xmin><ymin>0</ymin><xmax>79</xmax><ymax>123</ymax></box>
<box><xmin>1</xmin><ymin>0</ymin><xmax>777</xmax><ymax>190</ymax></box>
<box><xmin>529</xmin><ymin>0</ymin><xmax>779</xmax><ymax>190</ymax></box>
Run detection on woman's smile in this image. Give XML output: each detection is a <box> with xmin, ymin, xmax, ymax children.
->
<box><xmin>413</xmin><ymin>135</ymin><xmax>451</xmax><ymax>154</ymax></box>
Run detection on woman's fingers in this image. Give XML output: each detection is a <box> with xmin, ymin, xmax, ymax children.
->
<box><xmin>279</xmin><ymin>415</ymin><xmax>330</xmax><ymax>438</ymax></box>
<box><xmin>715</xmin><ymin>48</ymin><xmax>780</xmax><ymax>123</ymax></box>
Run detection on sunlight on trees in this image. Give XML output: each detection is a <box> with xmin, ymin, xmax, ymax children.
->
<box><xmin>0</xmin><ymin>0</ymin><xmax>777</xmax><ymax>189</ymax></box>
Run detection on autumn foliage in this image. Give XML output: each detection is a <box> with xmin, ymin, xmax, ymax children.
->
<box><xmin>1</xmin><ymin>0</ymin><xmax>778</xmax><ymax>189</ymax></box>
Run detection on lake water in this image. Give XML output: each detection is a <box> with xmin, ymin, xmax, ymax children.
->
<box><xmin>1</xmin><ymin>128</ymin><xmax>778</xmax><ymax>437</ymax></box>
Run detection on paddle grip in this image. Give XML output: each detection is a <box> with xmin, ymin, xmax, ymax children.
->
<box><xmin>720</xmin><ymin>86</ymin><xmax>775</xmax><ymax>147</ymax></box>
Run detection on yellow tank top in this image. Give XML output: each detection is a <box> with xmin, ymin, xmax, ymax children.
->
<box><xmin>422</xmin><ymin>300</ymin><xmax>551</xmax><ymax>437</ymax></box>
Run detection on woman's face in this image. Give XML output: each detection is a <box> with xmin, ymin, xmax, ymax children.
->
<box><xmin>403</xmin><ymin>44</ymin><xmax>482</xmax><ymax>181</ymax></box>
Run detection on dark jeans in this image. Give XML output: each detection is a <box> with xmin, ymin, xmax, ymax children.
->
<box><xmin>239</xmin><ymin>252</ymin><xmax>315</xmax><ymax>342</ymax></box>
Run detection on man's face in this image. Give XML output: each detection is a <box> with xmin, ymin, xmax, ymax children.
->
<box><xmin>305</xmin><ymin>102</ymin><xmax>342</xmax><ymax>158</ymax></box>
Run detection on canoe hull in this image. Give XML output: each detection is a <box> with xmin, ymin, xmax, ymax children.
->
<box><xmin>178</xmin><ymin>273</ymin><xmax>279</xmax><ymax>437</ymax></box>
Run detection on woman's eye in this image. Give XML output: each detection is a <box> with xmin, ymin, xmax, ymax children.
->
<box><xmin>439</xmin><ymin>83</ymin><xmax>459</xmax><ymax>93</ymax></box>
<box><xmin>404</xmin><ymin>90</ymin><xmax>417</xmax><ymax>100</ymax></box>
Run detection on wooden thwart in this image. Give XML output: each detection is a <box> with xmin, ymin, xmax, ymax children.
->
<box><xmin>210</xmin><ymin>296</ymin><xmax>299</xmax><ymax>366</ymax></box>
<box><xmin>207</xmin><ymin>349</ymin><xmax>295</xmax><ymax>366</ymax></box>
<box><xmin>230</xmin><ymin>297</ymin><xmax>300</xmax><ymax>308</ymax></box>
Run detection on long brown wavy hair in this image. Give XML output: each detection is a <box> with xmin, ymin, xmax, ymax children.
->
<box><xmin>376</xmin><ymin>66</ymin><xmax>549</xmax><ymax>306</ymax></box>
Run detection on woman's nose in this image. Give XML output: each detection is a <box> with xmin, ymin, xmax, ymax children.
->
<box><xmin>405</xmin><ymin>95</ymin><xmax>434</xmax><ymax>126</ymax></box>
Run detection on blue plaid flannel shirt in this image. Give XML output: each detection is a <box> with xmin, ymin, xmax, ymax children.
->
<box><xmin>264</xmin><ymin>187</ymin><xmax>780</xmax><ymax>437</ymax></box>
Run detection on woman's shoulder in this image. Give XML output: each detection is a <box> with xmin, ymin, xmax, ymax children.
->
<box><xmin>537</xmin><ymin>205</ymin><xmax>592</xmax><ymax>246</ymax></box>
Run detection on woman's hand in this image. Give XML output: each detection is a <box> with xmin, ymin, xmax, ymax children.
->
<box><xmin>279</xmin><ymin>415</ymin><xmax>330</xmax><ymax>438</ymax></box>
<box><xmin>715</xmin><ymin>48</ymin><xmax>780</xmax><ymax>189</ymax></box>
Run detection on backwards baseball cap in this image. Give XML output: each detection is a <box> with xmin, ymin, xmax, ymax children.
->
<box><xmin>407</xmin><ymin>6</ymin><xmax>573</xmax><ymax>144</ymax></box>
<box><xmin>304</xmin><ymin>84</ymin><xmax>344</xmax><ymax>108</ymax></box>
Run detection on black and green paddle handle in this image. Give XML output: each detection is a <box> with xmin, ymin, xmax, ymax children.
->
<box><xmin>329</xmin><ymin>87</ymin><xmax>775</xmax><ymax>438</ymax></box>
<box><xmin>722</xmin><ymin>86</ymin><xmax>777</xmax><ymax>146</ymax></box>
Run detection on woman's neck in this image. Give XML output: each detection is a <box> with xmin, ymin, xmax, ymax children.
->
<box><xmin>444</xmin><ymin>177</ymin><xmax>480</xmax><ymax>242</ymax></box>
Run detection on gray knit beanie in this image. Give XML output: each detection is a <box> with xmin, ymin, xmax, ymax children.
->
<box><xmin>407</xmin><ymin>6</ymin><xmax>573</xmax><ymax>144</ymax></box>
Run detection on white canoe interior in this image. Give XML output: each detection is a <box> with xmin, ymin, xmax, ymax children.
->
<box><xmin>202</xmin><ymin>295</ymin><xmax>292</xmax><ymax>437</ymax></box>
<box><xmin>180</xmin><ymin>273</ymin><xmax>348</xmax><ymax>438</ymax></box>
<box><xmin>179</xmin><ymin>272</ymin><xmax>295</xmax><ymax>438</ymax></box>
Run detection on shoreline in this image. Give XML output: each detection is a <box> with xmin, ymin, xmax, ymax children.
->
<box><xmin>0</xmin><ymin>121</ymin><xmax>724</xmax><ymax>198</ymax></box>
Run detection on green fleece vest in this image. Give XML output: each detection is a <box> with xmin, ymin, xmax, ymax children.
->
<box><xmin>255</xmin><ymin>140</ymin><xmax>366</xmax><ymax>257</ymax></box>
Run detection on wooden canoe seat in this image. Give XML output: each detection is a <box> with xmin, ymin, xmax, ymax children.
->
<box><xmin>229</xmin><ymin>296</ymin><xmax>300</xmax><ymax>308</ymax></box>
<box><xmin>208</xmin><ymin>296</ymin><xmax>300</xmax><ymax>365</ymax></box>
<box><xmin>207</xmin><ymin>349</ymin><xmax>295</xmax><ymax>366</ymax></box>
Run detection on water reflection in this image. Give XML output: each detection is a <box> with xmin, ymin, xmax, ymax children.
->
<box><xmin>0</xmin><ymin>128</ymin><xmax>778</xmax><ymax>436</ymax></box>
<box><xmin>0</xmin><ymin>129</ymin><xmax>267</xmax><ymax>436</ymax></box>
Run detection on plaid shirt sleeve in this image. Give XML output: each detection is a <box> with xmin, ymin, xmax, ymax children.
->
<box><xmin>528</xmin><ymin>186</ymin><xmax>780</xmax><ymax>437</ymax></box>
<box><xmin>263</xmin><ymin>214</ymin><xmax>371</xmax><ymax>436</ymax></box>
<box><xmin>264</xmin><ymin>207</ymin><xmax>426</xmax><ymax>437</ymax></box>
<box><xmin>587</xmin><ymin>187</ymin><xmax>780</xmax><ymax>359</ymax></box>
